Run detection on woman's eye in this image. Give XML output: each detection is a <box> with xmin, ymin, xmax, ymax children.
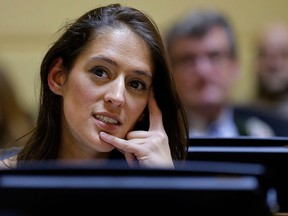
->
<box><xmin>90</xmin><ymin>67</ymin><xmax>109</xmax><ymax>78</ymax></box>
<box><xmin>129</xmin><ymin>80</ymin><xmax>146</xmax><ymax>90</ymax></box>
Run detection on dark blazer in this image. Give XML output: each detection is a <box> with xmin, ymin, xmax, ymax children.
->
<box><xmin>233</xmin><ymin>106</ymin><xmax>288</xmax><ymax>137</ymax></box>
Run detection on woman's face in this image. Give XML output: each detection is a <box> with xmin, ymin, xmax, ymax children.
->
<box><xmin>52</xmin><ymin>27</ymin><xmax>153</xmax><ymax>158</ymax></box>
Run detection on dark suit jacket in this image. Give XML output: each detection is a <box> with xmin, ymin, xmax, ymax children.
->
<box><xmin>233</xmin><ymin>106</ymin><xmax>288</xmax><ymax>137</ymax></box>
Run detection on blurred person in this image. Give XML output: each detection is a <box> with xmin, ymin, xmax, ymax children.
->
<box><xmin>0</xmin><ymin>3</ymin><xmax>189</xmax><ymax>169</ymax></box>
<box><xmin>248</xmin><ymin>23</ymin><xmax>288</xmax><ymax>118</ymax></box>
<box><xmin>165</xmin><ymin>8</ymin><xmax>288</xmax><ymax>137</ymax></box>
<box><xmin>0</xmin><ymin>65</ymin><xmax>34</xmax><ymax>148</ymax></box>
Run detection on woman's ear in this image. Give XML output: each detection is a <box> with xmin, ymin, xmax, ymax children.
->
<box><xmin>48</xmin><ymin>58</ymin><xmax>66</xmax><ymax>96</ymax></box>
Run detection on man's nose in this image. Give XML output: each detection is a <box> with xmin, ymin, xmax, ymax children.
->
<box><xmin>194</xmin><ymin>56</ymin><xmax>214</xmax><ymax>76</ymax></box>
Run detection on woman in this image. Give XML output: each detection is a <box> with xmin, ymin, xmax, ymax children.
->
<box><xmin>3</xmin><ymin>3</ymin><xmax>188</xmax><ymax>168</ymax></box>
<box><xmin>0</xmin><ymin>66</ymin><xmax>35</xmax><ymax>148</ymax></box>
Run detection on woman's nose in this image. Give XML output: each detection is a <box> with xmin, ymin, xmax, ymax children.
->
<box><xmin>104</xmin><ymin>78</ymin><xmax>125</xmax><ymax>107</ymax></box>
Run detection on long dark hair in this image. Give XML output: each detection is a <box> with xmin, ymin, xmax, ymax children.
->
<box><xmin>17</xmin><ymin>4</ymin><xmax>188</xmax><ymax>162</ymax></box>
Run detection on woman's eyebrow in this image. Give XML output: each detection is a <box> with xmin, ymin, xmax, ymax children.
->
<box><xmin>134</xmin><ymin>70</ymin><xmax>153</xmax><ymax>79</ymax></box>
<box><xmin>89</xmin><ymin>56</ymin><xmax>117</xmax><ymax>66</ymax></box>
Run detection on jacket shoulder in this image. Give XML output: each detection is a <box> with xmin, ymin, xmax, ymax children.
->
<box><xmin>233</xmin><ymin>106</ymin><xmax>288</xmax><ymax>137</ymax></box>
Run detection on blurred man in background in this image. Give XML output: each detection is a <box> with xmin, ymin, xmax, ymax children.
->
<box><xmin>165</xmin><ymin>9</ymin><xmax>288</xmax><ymax>137</ymax></box>
<box><xmin>249</xmin><ymin>22</ymin><xmax>288</xmax><ymax>119</ymax></box>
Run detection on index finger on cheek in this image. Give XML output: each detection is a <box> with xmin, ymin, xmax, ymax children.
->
<box><xmin>148</xmin><ymin>90</ymin><xmax>163</xmax><ymax>131</ymax></box>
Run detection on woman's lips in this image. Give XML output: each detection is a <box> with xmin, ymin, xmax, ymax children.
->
<box><xmin>93</xmin><ymin>114</ymin><xmax>121</xmax><ymax>132</ymax></box>
<box><xmin>95</xmin><ymin>114</ymin><xmax>119</xmax><ymax>125</ymax></box>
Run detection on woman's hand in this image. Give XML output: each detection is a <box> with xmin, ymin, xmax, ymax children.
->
<box><xmin>99</xmin><ymin>91</ymin><xmax>174</xmax><ymax>168</ymax></box>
